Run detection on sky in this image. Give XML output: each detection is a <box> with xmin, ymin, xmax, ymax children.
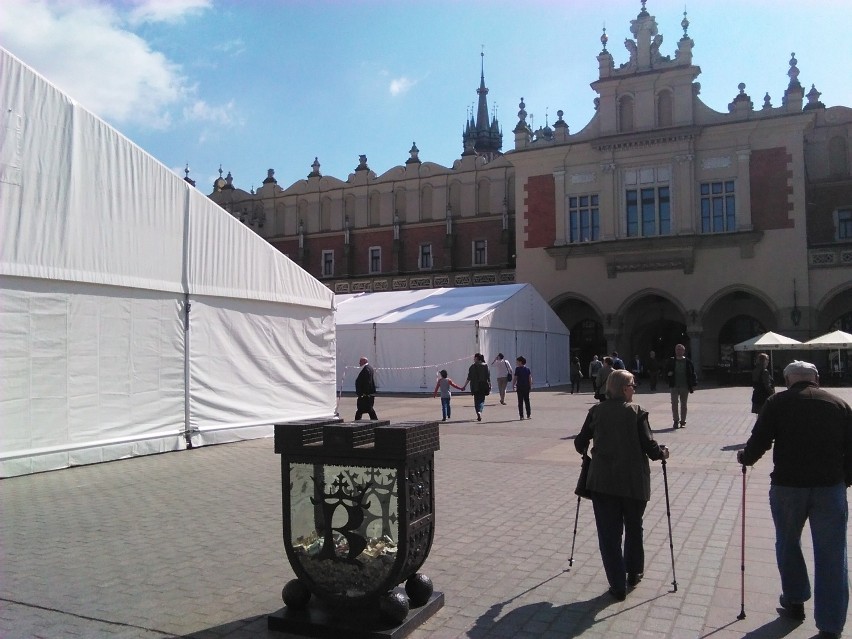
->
<box><xmin>2</xmin><ymin>0</ymin><xmax>851</xmax><ymax>196</ymax></box>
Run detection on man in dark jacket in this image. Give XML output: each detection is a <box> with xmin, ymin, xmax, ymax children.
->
<box><xmin>354</xmin><ymin>356</ymin><xmax>378</xmax><ymax>420</ymax></box>
<box><xmin>737</xmin><ymin>360</ymin><xmax>852</xmax><ymax>639</ymax></box>
<box><xmin>663</xmin><ymin>344</ymin><xmax>697</xmax><ymax>429</ymax></box>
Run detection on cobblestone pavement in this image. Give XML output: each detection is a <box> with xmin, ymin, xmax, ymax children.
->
<box><xmin>3</xmin><ymin>384</ymin><xmax>852</xmax><ymax>639</ymax></box>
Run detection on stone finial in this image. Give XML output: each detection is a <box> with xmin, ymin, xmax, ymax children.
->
<box><xmin>406</xmin><ymin>141</ymin><xmax>421</xmax><ymax>164</ymax></box>
<box><xmin>263</xmin><ymin>168</ymin><xmax>277</xmax><ymax>184</ymax></box>
<box><xmin>513</xmin><ymin>97</ymin><xmax>529</xmax><ymax>134</ymax></box>
<box><xmin>803</xmin><ymin>84</ymin><xmax>825</xmax><ymax>111</ymax></box>
<box><xmin>681</xmin><ymin>10</ymin><xmax>689</xmax><ymax>37</ymax></box>
<box><xmin>308</xmin><ymin>158</ymin><xmax>321</xmax><ymax>178</ymax></box>
<box><xmin>355</xmin><ymin>154</ymin><xmax>369</xmax><ymax>171</ymax></box>
<box><xmin>762</xmin><ymin>92</ymin><xmax>772</xmax><ymax>110</ymax></box>
<box><xmin>601</xmin><ymin>25</ymin><xmax>608</xmax><ymax>52</ymax></box>
<box><xmin>728</xmin><ymin>83</ymin><xmax>753</xmax><ymax>113</ymax></box>
<box><xmin>787</xmin><ymin>52</ymin><xmax>801</xmax><ymax>89</ymax></box>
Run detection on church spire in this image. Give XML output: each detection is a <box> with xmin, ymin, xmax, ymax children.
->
<box><xmin>462</xmin><ymin>48</ymin><xmax>502</xmax><ymax>161</ymax></box>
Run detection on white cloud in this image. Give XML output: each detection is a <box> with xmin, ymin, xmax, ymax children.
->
<box><xmin>0</xmin><ymin>0</ymin><xmax>230</xmax><ymax>132</ymax></box>
<box><xmin>128</xmin><ymin>0</ymin><xmax>212</xmax><ymax>25</ymax></box>
<box><xmin>183</xmin><ymin>99</ymin><xmax>238</xmax><ymax>126</ymax></box>
<box><xmin>389</xmin><ymin>76</ymin><xmax>416</xmax><ymax>97</ymax></box>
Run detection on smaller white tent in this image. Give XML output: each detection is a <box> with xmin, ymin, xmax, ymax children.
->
<box><xmin>733</xmin><ymin>331</ymin><xmax>802</xmax><ymax>351</ymax></box>
<box><xmin>335</xmin><ymin>284</ymin><xmax>570</xmax><ymax>393</ymax></box>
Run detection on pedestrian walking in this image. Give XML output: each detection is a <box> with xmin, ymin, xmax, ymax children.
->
<box><xmin>750</xmin><ymin>352</ymin><xmax>775</xmax><ymax>414</ymax></box>
<box><xmin>663</xmin><ymin>344</ymin><xmax>697</xmax><ymax>428</ymax></box>
<box><xmin>354</xmin><ymin>356</ymin><xmax>378</xmax><ymax>420</ymax></box>
<box><xmin>595</xmin><ymin>356</ymin><xmax>614</xmax><ymax>402</ymax></box>
<box><xmin>574</xmin><ymin>369</ymin><xmax>670</xmax><ymax>601</ymax></box>
<box><xmin>491</xmin><ymin>353</ymin><xmax>513</xmax><ymax>405</ymax></box>
<box><xmin>514</xmin><ymin>356</ymin><xmax>532</xmax><ymax>420</ymax></box>
<box><xmin>737</xmin><ymin>360</ymin><xmax>852</xmax><ymax>639</ymax></box>
<box><xmin>570</xmin><ymin>356</ymin><xmax>583</xmax><ymax>394</ymax></box>
<box><xmin>611</xmin><ymin>351</ymin><xmax>625</xmax><ymax>370</ymax></box>
<box><xmin>646</xmin><ymin>350</ymin><xmax>660</xmax><ymax>391</ymax></box>
<box><xmin>433</xmin><ymin>369</ymin><xmax>464</xmax><ymax>422</ymax></box>
<box><xmin>589</xmin><ymin>355</ymin><xmax>603</xmax><ymax>396</ymax></box>
<box><xmin>464</xmin><ymin>353</ymin><xmax>491</xmax><ymax>422</ymax></box>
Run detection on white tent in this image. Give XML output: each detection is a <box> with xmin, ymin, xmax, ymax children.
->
<box><xmin>335</xmin><ymin>284</ymin><xmax>570</xmax><ymax>393</ymax></box>
<box><xmin>0</xmin><ymin>47</ymin><xmax>336</xmax><ymax>477</ymax></box>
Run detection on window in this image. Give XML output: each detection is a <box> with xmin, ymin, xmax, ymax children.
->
<box><xmin>419</xmin><ymin>243</ymin><xmax>432</xmax><ymax>270</ymax></box>
<box><xmin>837</xmin><ymin>208</ymin><xmax>852</xmax><ymax>240</ymax></box>
<box><xmin>700</xmin><ymin>181</ymin><xmax>736</xmax><ymax>233</ymax></box>
<box><xmin>369</xmin><ymin>247</ymin><xmax>381</xmax><ymax>274</ymax></box>
<box><xmin>619</xmin><ymin>95</ymin><xmax>634</xmax><ymax>133</ymax></box>
<box><xmin>657</xmin><ymin>90</ymin><xmax>673</xmax><ymax>127</ymax></box>
<box><xmin>322</xmin><ymin>250</ymin><xmax>334</xmax><ymax>277</ymax></box>
<box><xmin>626</xmin><ymin>186</ymin><xmax>670</xmax><ymax>237</ymax></box>
<box><xmin>472</xmin><ymin>240</ymin><xmax>487</xmax><ymax>266</ymax></box>
<box><xmin>568</xmin><ymin>194</ymin><xmax>600</xmax><ymax>242</ymax></box>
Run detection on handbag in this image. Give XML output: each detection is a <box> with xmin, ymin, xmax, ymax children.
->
<box><xmin>574</xmin><ymin>453</ymin><xmax>592</xmax><ymax>499</ymax></box>
<box><xmin>504</xmin><ymin>360</ymin><xmax>513</xmax><ymax>382</ymax></box>
<box><xmin>506</xmin><ymin>371</ymin><xmax>512</xmax><ymax>382</ymax></box>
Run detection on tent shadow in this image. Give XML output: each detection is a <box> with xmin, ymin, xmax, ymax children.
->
<box><xmin>171</xmin><ymin>614</ymin><xmax>281</xmax><ymax>638</ymax></box>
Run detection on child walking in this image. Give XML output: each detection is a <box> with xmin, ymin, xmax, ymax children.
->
<box><xmin>433</xmin><ymin>370</ymin><xmax>464</xmax><ymax>422</ymax></box>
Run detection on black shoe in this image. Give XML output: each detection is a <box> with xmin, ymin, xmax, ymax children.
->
<box><xmin>778</xmin><ymin>595</ymin><xmax>805</xmax><ymax>621</ymax></box>
<box><xmin>608</xmin><ymin>586</ymin><xmax>626</xmax><ymax>602</ymax></box>
<box><xmin>627</xmin><ymin>572</ymin><xmax>643</xmax><ymax>587</ymax></box>
<box><xmin>817</xmin><ymin>631</ymin><xmax>840</xmax><ymax>639</ymax></box>
<box><xmin>672</xmin><ymin>422</ymin><xmax>679</xmax><ymax>429</ymax></box>
<box><xmin>679</xmin><ymin>421</ymin><xmax>686</xmax><ymax>428</ymax></box>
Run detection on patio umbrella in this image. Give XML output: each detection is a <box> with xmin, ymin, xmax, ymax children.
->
<box><xmin>733</xmin><ymin>331</ymin><xmax>803</xmax><ymax>371</ymax></box>
<box><xmin>802</xmin><ymin>330</ymin><xmax>852</xmax><ymax>375</ymax></box>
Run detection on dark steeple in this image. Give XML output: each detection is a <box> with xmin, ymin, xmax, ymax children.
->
<box><xmin>462</xmin><ymin>50</ymin><xmax>502</xmax><ymax>161</ymax></box>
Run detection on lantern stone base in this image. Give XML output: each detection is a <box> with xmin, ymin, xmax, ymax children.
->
<box><xmin>267</xmin><ymin>590</ymin><xmax>444</xmax><ymax>639</ymax></box>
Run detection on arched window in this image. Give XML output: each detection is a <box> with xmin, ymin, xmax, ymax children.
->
<box><xmin>657</xmin><ymin>90</ymin><xmax>673</xmax><ymax>127</ymax></box>
<box><xmin>320</xmin><ymin>197</ymin><xmax>332</xmax><ymax>231</ymax></box>
<box><xmin>420</xmin><ymin>185</ymin><xmax>433</xmax><ymax>221</ymax></box>
<box><xmin>829</xmin><ymin>136</ymin><xmax>849</xmax><ymax>178</ymax></box>
<box><xmin>394</xmin><ymin>189</ymin><xmax>406</xmax><ymax>220</ymax></box>
<box><xmin>477</xmin><ymin>179</ymin><xmax>491</xmax><ymax>215</ymax></box>
<box><xmin>369</xmin><ymin>191</ymin><xmax>381</xmax><ymax>226</ymax></box>
<box><xmin>718</xmin><ymin>315</ymin><xmax>765</xmax><ymax>369</ymax></box>
<box><xmin>619</xmin><ymin>95</ymin><xmax>635</xmax><ymax>133</ymax></box>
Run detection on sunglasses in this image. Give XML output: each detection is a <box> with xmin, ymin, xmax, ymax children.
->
<box><xmin>625</xmin><ymin>383</ymin><xmax>638</xmax><ymax>388</ymax></box>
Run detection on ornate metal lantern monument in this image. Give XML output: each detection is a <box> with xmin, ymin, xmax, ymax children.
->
<box><xmin>268</xmin><ymin>419</ymin><xmax>443</xmax><ymax>638</ymax></box>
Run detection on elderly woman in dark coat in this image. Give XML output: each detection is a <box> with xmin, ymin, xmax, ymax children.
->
<box><xmin>574</xmin><ymin>369</ymin><xmax>670</xmax><ymax>601</ymax></box>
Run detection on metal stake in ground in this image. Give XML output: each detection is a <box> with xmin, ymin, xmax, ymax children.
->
<box><xmin>569</xmin><ymin>495</ymin><xmax>580</xmax><ymax>567</ymax></box>
<box><xmin>660</xmin><ymin>457</ymin><xmax>678</xmax><ymax>592</ymax></box>
<box><xmin>737</xmin><ymin>463</ymin><xmax>747</xmax><ymax>619</ymax></box>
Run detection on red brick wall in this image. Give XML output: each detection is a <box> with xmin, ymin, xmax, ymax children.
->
<box><xmin>400</xmin><ymin>225</ymin><xmax>447</xmax><ymax>272</ymax></box>
<box><xmin>350</xmin><ymin>229</ymin><xmax>394</xmax><ymax>275</ymax></box>
<box><xmin>524</xmin><ymin>175</ymin><xmax>556</xmax><ymax>248</ymax></box>
<box><xmin>750</xmin><ymin>148</ymin><xmax>794</xmax><ymax>230</ymax></box>
<box><xmin>807</xmin><ymin>182</ymin><xmax>852</xmax><ymax>244</ymax></box>
<box><xmin>453</xmin><ymin>219</ymin><xmax>506</xmax><ymax>268</ymax></box>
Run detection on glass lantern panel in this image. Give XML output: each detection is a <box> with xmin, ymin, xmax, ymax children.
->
<box><xmin>289</xmin><ymin>462</ymin><xmax>400</xmax><ymax>597</ymax></box>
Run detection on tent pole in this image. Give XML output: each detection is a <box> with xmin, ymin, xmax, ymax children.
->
<box><xmin>183</xmin><ymin>294</ymin><xmax>193</xmax><ymax>449</ymax></box>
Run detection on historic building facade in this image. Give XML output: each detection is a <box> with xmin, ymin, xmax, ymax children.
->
<box><xmin>206</xmin><ymin>3</ymin><xmax>852</xmax><ymax>379</ymax></box>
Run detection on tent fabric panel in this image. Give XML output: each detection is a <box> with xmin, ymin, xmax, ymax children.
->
<box><xmin>335</xmin><ymin>325</ymin><xmax>377</xmax><ymax>396</ymax></box>
<box><xmin>186</xmin><ymin>192</ymin><xmax>334</xmax><ymax>308</ymax></box>
<box><xmin>187</xmin><ymin>296</ymin><xmax>336</xmax><ymax>435</ymax></box>
<box><xmin>0</xmin><ymin>49</ymin><xmax>186</xmax><ymax>292</ymax></box>
<box><xmin>0</xmin><ymin>277</ymin><xmax>186</xmax><ymax>477</ymax></box>
<box><xmin>802</xmin><ymin>330</ymin><xmax>852</xmax><ymax>349</ymax></box>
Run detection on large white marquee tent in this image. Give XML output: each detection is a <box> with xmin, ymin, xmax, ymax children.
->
<box><xmin>335</xmin><ymin>284</ymin><xmax>570</xmax><ymax>394</ymax></box>
<box><xmin>0</xmin><ymin>47</ymin><xmax>336</xmax><ymax>477</ymax></box>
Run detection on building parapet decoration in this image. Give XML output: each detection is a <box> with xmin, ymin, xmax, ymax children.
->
<box><xmin>330</xmin><ymin>271</ymin><xmax>515</xmax><ymax>294</ymax></box>
<box><xmin>809</xmin><ymin>247</ymin><xmax>852</xmax><ymax>268</ymax></box>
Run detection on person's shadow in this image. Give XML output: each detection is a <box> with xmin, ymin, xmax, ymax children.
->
<box><xmin>466</xmin><ymin>570</ymin><xmax>667</xmax><ymax>638</ymax></box>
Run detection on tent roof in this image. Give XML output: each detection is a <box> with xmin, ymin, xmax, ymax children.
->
<box><xmin>733</xmin><ymin>331</ymin><xmax>802</xmax><ymax>351</ymax></box>
<box><xmin>0</xmin><ymin>46</ymin><xmax>332</xmax><ymax>310</ymax></box>
<box><xmin>802</xmin><ymin>330</ymin><xmax>852</xmax><ymax>349</ymax></box>
<box><xmin>335</xmin><ymin>284</ymin><xmax>568</xmax><ymax>332</ymax></box>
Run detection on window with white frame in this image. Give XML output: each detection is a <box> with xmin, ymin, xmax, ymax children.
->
<box><xmin>369</xmin><ymin>246</ymin><xmax>381</xmax><ymax>274</ymax></box>
<box><xmin>624</xmin><ymin>167</ymin><xmax>671</xmax><ymax>237</ymax></box>
<box><xmin>321</xmin><ymin>250</ymin><xmax>334</xmax><ymax>277</ymax></box>
<box><xmin>837</xmin><ymin>208</ymin><xmax>852</xmax><ymax>240</ymax></box>
<box><xmin>472</xmin><ymin>239</ymin><xmax>487</xmax><ymax>266</ymax></box>
<box><xmin>700</xmin><ymin>180</ymin><xmax>736</xmax><ymax>233</ymax></box>
<box><xmin>568</xmin><ymin>194</ymin><xmax>600</xmax><ymax>242</ymax></box>
<box><xmin>419</xmin><ymin>243</ymin><xmax>433</xmax><ymax>269</ymax></box>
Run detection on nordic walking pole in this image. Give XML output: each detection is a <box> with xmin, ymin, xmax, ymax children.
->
<box><xmin>660</xmin><ymin>455</ymin><xmax>678</xmax><ymax>592</ymax></box>
<box><xmin>737</xmin><ymin>462</ymin><xmax>747</xmax><ymax>619</ymax></box>
<box><xmin>569</xmin><ymin>495</ymin><xmax>580</xmax><ymax>567</ymax></box>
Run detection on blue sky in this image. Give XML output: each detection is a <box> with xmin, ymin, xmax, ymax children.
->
<box><xmin>2</xmin><ymin>0</ymin><xmax>851</xmax><ymax>195</ymax></box>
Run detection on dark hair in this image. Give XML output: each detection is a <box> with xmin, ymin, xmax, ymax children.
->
<box><xmin>440</xmin><ymin>369</ymin><xmax>448</xmax><ymax>377</ymax></box>
<box><xmin>603</xmin><ymin>356</ymin><xmax>613</xmax><ymax>365</ymax></box>
<box><xmin>497</xmin><ymin>352</ymin><xmax>504</xmax><ymax>359</ymax></box>
<box><xmin>516</xmin><ymin>356</ymin><xmax>526</xmax><ymax>365</ymax></box>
